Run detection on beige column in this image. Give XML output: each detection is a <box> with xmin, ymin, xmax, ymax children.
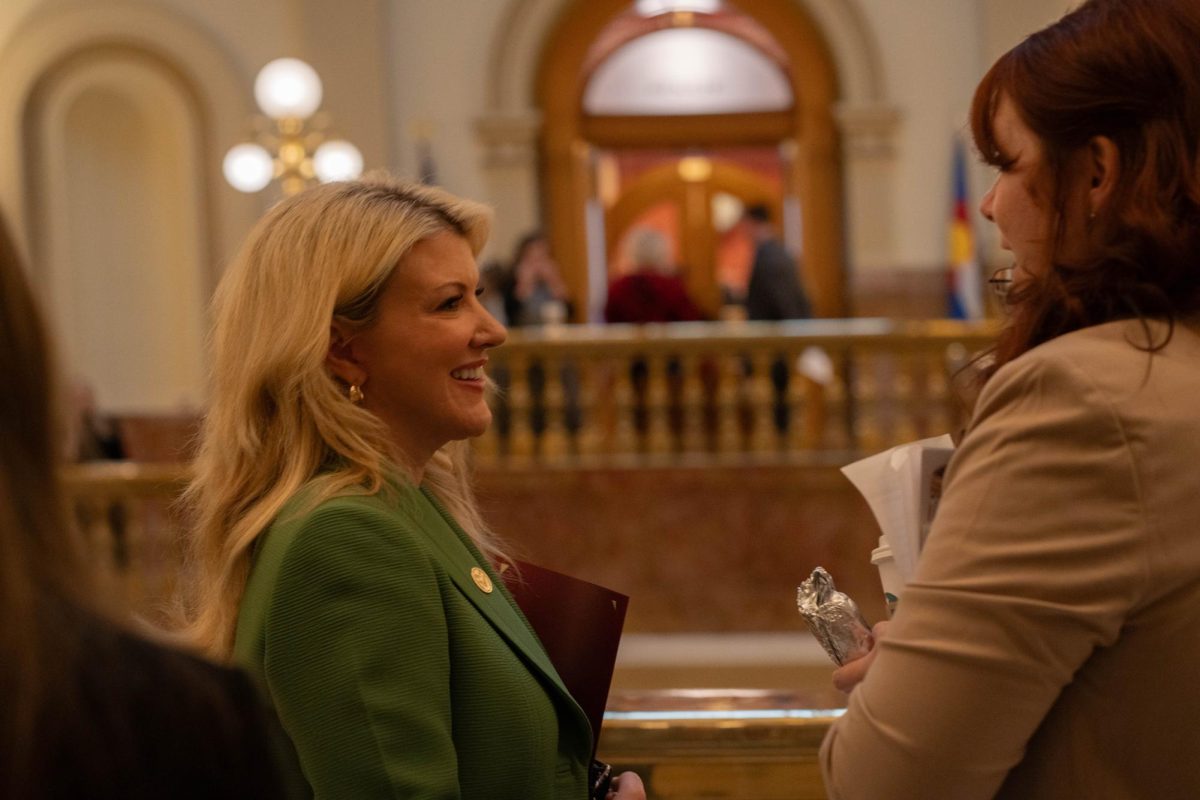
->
<box><xmin>836</xmin><ymin>103</ymin><xmax>902</xmax><ymax>287</ymax></box>
<box><xmin>475</xmin><ymin>112</ymin><xmax>543</xmax><ymax>263</ymax></box>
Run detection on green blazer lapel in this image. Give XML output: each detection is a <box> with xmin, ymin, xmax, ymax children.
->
<box><xmin>395</xmin><ymin>486</ymin><xmax>588</xmax><ymax>734</ymax></box>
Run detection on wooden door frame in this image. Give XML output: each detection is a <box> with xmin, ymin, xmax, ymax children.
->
<box><xmin>536</xmin><ymin>0</ymin><xmax>845</xmax><ymax>320</ymax></box>
<box><xmin>606</xmin><ymin>159</ymin><xmax>779</xmax><ymax>314</ymax></box>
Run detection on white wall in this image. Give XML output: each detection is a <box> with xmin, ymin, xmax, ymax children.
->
<box><xmin>982</xmin><ymin>0</ymin><xmax>1077</xmax><ymax>66</ymax></box>
<box><xmin>154</xmin><ymin>0</ymin><xmax>298</xmax><ymax>70</ymax></box>
<box><xmin>386</xmin><ymin>0</ymin><xmax>508</xmax><ymax>209</ymax></box>
<box><xmin>854</xmin><ymin>0</ymin><xmax>983</xmax><ymax>271</ymax></box>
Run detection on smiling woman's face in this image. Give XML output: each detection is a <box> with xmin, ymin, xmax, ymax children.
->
<box><xmin>340</xmin><ymin>230</ymin><xmax>506</xmax><ymax>467</ymax></box>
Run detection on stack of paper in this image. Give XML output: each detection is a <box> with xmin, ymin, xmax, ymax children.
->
<box><xmin>840</xmin><ymin>434</ymin><xmax>955</xmax><ymax>584</ymax></box>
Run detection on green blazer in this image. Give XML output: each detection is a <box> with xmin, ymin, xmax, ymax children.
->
<box><xmin>234</xmin><ymin>479</ymin><xmax>592</xmax><ymax>799</ymax></box>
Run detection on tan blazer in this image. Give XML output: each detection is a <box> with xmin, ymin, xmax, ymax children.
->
<box><xmin>821</xmin><ymin>318</ymin><xmax>1200</xmax><ymax>799</ymax></box>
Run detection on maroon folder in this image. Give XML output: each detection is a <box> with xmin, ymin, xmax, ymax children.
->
<box><xmin>503</xmin><ymin>561</ymin><xmax>629</xmax><ymax>756</ymax></box>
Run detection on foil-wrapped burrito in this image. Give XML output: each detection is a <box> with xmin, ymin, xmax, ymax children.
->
<box><xmin>796</xmin><ymin>567</ymin><xmax>874</xmax><ymax>666</ymax></box>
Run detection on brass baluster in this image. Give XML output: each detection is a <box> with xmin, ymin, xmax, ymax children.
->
<box><xmin>572</xmin><ymin>355</ymin><xmax>601</xmax><ymax>458</ymax></box>
<box><xmin>893</xmin><ymin>350</ymin><xmax>918</xmax><ymax>444</ymax></box>
<box><xmin>926</xmin><ymin>349</ymin><xmax>951</xmax><ymax>435</ymax></box>
<box><xmin>677</xmin><ymin>352</ymin><xmax>707</xmax><ymax>454</ymax></box>
<box><xmin>855</xmin><ymin>350</ymin><xmax>883</xmax><ymax>452</ymax></box>
<box><xmin>506</xmin><ymin>352</ymin><xmax>536</xmax><ymax>461</ymax></box>
<box><xmin>714</xmin><ymin>353</ymin><xmax>743</xmax><ymax>454</ymax></box>
<box><xmin>589</xmin><ymin>358</ymin><xmax>619</xmax><ymax>456</ymax></box>
<box><xmin>611</xmin><ymin>352</ymin><xmax>640</xmax><ymax>455</ymax></box>
<box><xmin>906</xmin><ymin>348</ymin><xmax>934</xmax><ymax>439</ymax></box>
<box><xmin>747</xmin><ymin>351</ymin><xmax>778</xmax><ymax>454</ymax></box>
<box><xmin>785</xmin><ymin>350</ymin><xmax>809</xmax><ymax>452</ymax></box>
<box><xmin>644</xmin><ymin>352</ymin><xmax>673</xmax><ymax>455</ymax></box>
<box><xmin>540</xmin><ymin>353</ymin><xmax>569</xmax><ymax>461</ymax></box>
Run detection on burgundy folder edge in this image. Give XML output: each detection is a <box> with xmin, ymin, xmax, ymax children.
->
<box><xmin>503</xmin><ymin>560</ymin><xmax>629</xmax><ymax>758</ymax></box>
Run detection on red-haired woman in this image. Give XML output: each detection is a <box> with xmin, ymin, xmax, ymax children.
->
<box><xmin>822</xmin><ymin>1</ymin><xmax>1200</xmax><ymax>797</ymax></box>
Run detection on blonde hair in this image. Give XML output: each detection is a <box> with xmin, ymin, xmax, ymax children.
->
<box><xmin>181</xmin><ymin>176</ymin><xmax>503</xmax><ymax>659</ymax></box>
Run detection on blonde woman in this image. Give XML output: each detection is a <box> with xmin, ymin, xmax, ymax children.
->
<box><xmin>183</xmin><ymin>177</ymin><xmax>643</xmax><ymax>800</ymax></box>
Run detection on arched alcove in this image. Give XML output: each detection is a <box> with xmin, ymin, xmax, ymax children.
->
<box><xmin>0</xmin><ymin>2</ymin><xmax>258</xmax><ymax>285</ymax></box>
<box><xmin>31</xmin><ymin>49</ymin><xmax>207</xmax><ymax>413</ymax></box>
<box><xmin>0</xmin><ymin>2</ymin><xmax>263</xmax><ymax>416</ymax></box>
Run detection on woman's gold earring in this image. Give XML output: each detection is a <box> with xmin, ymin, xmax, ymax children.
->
<box><xmin>349</xmin><ymin>384</ymin><xmax>364</xmax><ymax>405</ymax></box>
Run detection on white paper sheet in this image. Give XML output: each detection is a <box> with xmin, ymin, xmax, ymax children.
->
<box><xmin>840</xmin><ymin>434</ymin><xmax>955</xmax><ymax>583</ymax></box>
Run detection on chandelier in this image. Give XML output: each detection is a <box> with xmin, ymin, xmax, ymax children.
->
<box><xmin>222</xmin><ymin>58</ymin><xmax>363</xmax><ymax>196</ymax></box>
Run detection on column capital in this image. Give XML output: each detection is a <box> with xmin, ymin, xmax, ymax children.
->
<box><xmin>835</xmin><ymin>103</ymin><xmax>902</xmax><ymax>159</ymax></box>
<box><xmin>475</xmin><ymin>112</ymin><xmax>543</xmax><ymax>168</ymax></box>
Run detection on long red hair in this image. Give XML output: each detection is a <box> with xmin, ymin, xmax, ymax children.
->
<box><xmin>971</xmin><ymin>0</ymin><xmax>1200</xmax><ymax>371</ymax></box>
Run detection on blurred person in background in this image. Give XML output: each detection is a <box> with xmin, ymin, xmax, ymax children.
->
<box><xmin>507</xmin><ymin>231</ymin><xmax>572</xmax><ymax>327</ymax></box>
<box><xmin>742</xmin><ymin>205</ymin><xmax>812</xmax><ymax>434</ymax></box>
<box><xmin>605</xmin><ymin>227</ymin><xmax>706</xmax><ymax>439</ymax></box>
<box><xmin>605</xmin><ymin>227</ymin><xmax>704</xmax><ymax>324</ymax></box>
<box><xmin>504</xmin><ymin>230</ymin><xmax>582</xmax><ymax>437</ymax></box>
<box><xmin>742</xmin><ymin>204</ymin><xmax>811</xmax><ymax>323</ymax></box>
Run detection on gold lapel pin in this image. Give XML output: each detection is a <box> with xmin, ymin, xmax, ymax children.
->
<box><xmin>470</xmin><ymin>566</ymin><xmax>494</xmax><ymax>594</ymax></box>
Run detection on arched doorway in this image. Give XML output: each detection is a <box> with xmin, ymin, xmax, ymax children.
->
<box><xmin>604</xmin><ymin>158</ymin><xmax>778</xmax><ymax>313</ymax></box>
<box><xmin>27</xmin><ymin>46</ymin><xmax>210</xmax><ymax>414</ymax></box>
<box><xmin>536</xmin><ymin>0</ymin><xmax>845</xmax><ymax>320</ymax></box>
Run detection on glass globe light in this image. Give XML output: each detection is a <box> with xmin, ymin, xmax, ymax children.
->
<box><xmin>254</xmin><ymin>58</ymin><xmax>323</xmax><ymax>119</ymax></box>
<box><xmin>223</xmin><ymin>143</ymin><xmax>274</xmax><ymax>192</ymax></box>
<box><xmin>710</xmin><ymin>191</ymin><xmax>744</xmax><ymax>233</ymax></box>
<box><xmin>313</xmin><ymin>139</ymin><xmax>364</xmax><ymax>183</ymax></box>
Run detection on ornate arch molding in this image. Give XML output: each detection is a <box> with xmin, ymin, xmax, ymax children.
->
<box><xmin>486</xmin><ymin>0</ymin><xmax>888</xmax><ymax>112</ymax></box>
<box><xmin>480</xmin><ymin>0</ymin><xmax>900</xmax><ymax>317</ymax></box>
<box><xmin>0</xmin><ymin>1</ymin><xmax>259</xmax><ymax>283</ymax></box>
<box><xmin>606</xmin><ymin>160</ymin><xmax>780</xmax><ymax>310</ymax></box>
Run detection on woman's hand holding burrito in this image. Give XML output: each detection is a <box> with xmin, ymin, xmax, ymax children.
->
<box><xmin>832</xmin><ymin>621</ymin><xmax>890</xmax><ymax>693</ymax></box>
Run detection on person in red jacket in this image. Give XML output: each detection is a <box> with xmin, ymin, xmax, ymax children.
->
<box><xmin>604</xmin><ymin>228</ymin><xmax>708</xmax><ymax>443</ymax></box>
<box><xmin>605</xmin><ymin>228</ymin><xmax>704</xmax><ymax>324</ymax></box>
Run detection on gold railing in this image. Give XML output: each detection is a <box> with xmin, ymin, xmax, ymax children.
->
<box><xmin>65</xmin><ymin>461</ymin><xmax>189</xmax><ymax>619</ymax></box>
<box><xmin>59</xmin><ymin>321</ymin><xmax>994</xmax><ymax>787</ymax></box>
<box><xmin>63</xmin><ymin>319</ymin><xmax>997</xmax><ymax>615</ymax></box>
<box><xmin>601</xmin><ymin>689</ymin><xmax>842</xmax><ymax>799</ymax></box>
<box><xmin>478</xmin><ymin>318</ymin><xmax>997</xmax><ymax>466</ymax></box>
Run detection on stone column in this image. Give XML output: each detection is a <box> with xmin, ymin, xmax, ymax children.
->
<box><xmin>836</xmin><ymin>103</ymin><xmax>902</xmax><ymax>277</ymax></box>
<box><xmin>475</xmin><ymin>111</ymin><xmax>543</xmax><ymax>262</ymax></box>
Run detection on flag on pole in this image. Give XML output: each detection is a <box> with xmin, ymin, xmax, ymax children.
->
<box><xmin>947</xmin><ymin>137</ymin><xmax>983</xmax><ymax>319</ymax></box>
<box><xmin>417</xmin><ymin>136</ymin><xmax>437</xmax><ymax>186</ymax></box>
<box><xmin>411</xmin><ymin>120</ymin><xmax>438</xmax><ymax>186</ymax></box>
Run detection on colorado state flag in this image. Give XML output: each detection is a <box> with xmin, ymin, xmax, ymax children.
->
<box><xmin>947</xmin><ymin>138</ymin><xmax>983</xmax><ymax>319</ymax></box>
